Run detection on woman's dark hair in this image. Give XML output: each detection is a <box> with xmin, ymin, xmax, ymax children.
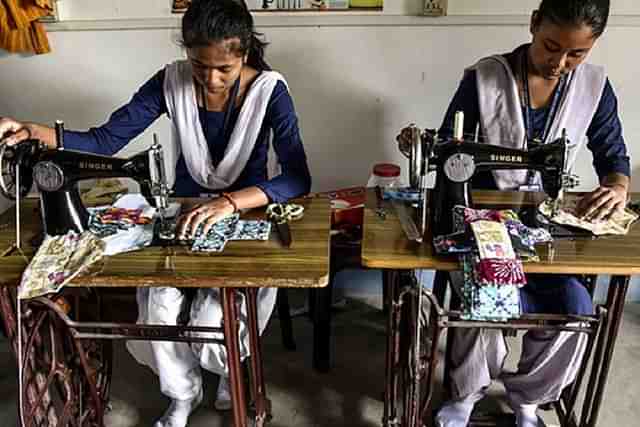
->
<box><xmin>182</xmin><ymin>0</ymin><xmax>270</xmax><ymax>71</ymax></box>
<box><xmin>535</xmin><ymin>0</ymin><xmax>610</xmax><ymax>38</ymax></box>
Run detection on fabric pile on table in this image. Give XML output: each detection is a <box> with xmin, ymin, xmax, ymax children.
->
<box><xmin>434</xmin><ymin>206</ymin><xmax>552</xmax><ymax>322</ymax></box>
<box><xmin>87</xmin><ymin>194</ymin><xmax>157</xmax><ymax>255</ymax></box>
<box><xmin>538</xmin><ymin>194</ymin><xmax>639</xmax><ymax>236</ymax></box>
<box><xmin>19</xmin><ymin>194</ymin><xmax>157</xmax><ymax>299</ymax></box>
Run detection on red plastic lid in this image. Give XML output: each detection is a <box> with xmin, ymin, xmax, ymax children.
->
<box><xmin>373</xmin><ymin>163</ymin><xmax>401</xmax><ymax>178</ymax></box>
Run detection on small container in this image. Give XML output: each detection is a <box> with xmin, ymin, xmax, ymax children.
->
<box><xmin>367</xmin><ymin>163</ymin><xmax>401</xmax><ymax>188</ymax></box>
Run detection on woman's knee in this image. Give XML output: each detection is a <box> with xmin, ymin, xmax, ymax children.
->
<box><xmin>562</xmin><ymin>279</ymin><xmax>594</xmax><ymax>315</ymax></box>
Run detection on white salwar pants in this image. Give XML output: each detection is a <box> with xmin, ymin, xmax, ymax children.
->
<box><xmin>449</xmin><ymin>325</ymin><xmax>589</xmax><ymax>405</ymax></box>
<box><xmin>126</xmin><ymin>287</ymin><xmax>277</xmax><ymax>400</ymax></box>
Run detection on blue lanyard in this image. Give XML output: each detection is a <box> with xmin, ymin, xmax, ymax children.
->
<box><xmin>200</xmin><ymin>77</ymin><xmax>241</xmax><ymax>140</ymax></box>
<box><xmin>521</xmin><ymin>50</ymin><xmax>568</xmax><ymax>144</ymax></box>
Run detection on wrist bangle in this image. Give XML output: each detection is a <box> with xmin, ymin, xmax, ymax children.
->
<box><xmin>221</xmin><ymin>192</ymin><xmax>239</xmax><ymax>213</ymax></box>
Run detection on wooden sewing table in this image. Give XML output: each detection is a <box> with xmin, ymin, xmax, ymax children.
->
<box><xmin>362</xmin><ymin>190</ymin><xmax>639</xmax><ymax>427</ymax></box>
<box><xmin>0</xmin><ymin>196</ymin><xmax>331</xmax><ymax>427</ymax></box>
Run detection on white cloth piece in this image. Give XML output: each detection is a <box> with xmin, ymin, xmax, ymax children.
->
<box><xmin>126</xmin><ymin>286</ymin><xmax>277</xmax><ymax>400</ymax></box>
<box><xmin>97</xmin><ymin>194</ymin><xmax>156</xmax><ymax>256</ymax></box>
<box><xmin>449</xmin><ymin>324</ymin><xmax>589</xmax><ymax>405</ymax></box>
<box><xmin>163</xmin><ymin>60</ymin><xmax>286</xmax><ymax>189</ymax></box>
<box><xmin>472</xmin><ymin>55</ymin><xmax>606</xmax><ymax>190</ymax></box>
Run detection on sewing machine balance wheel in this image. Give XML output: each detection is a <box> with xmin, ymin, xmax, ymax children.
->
<box><xmin>0</xmin><ymin>141</ymin><xmax>35</xmax><ymax>200</ymax></box>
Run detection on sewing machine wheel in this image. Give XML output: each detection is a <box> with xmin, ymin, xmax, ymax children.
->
<box><xmin>0</xmin><ymin>288</ymin><xmax>112</xmax><ymax>427</ymax></box>
<box><xmin>0</xmin><ymin>142</ymin><xmax>35</xmax><ymax>200</ymax></box>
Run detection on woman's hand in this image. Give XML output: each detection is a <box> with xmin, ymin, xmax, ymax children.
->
<box><xmin>176</xmin><ymin>197</ymin><xmax>236</xmax><ymax>240</ymax></box>
<box><xmin>576</xmin><ymin>184</ymin><xmax>628</xmax><ymax>221</ymax></box>
<box><xmin>0</xmin><ymin>118</ymin><xmax>56</xmax><ymax>148</ymax></box>
<box><xmin>0</xmin><ymin>117</ymin><xmax>32</xmax><ymax>146</ymax></box>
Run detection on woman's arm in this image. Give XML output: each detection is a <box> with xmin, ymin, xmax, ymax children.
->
<box><xmin>253</xmin><ymin>80</ymin><xmax>312</xmax><ymax>203</ymax></box>
<box><xmin>577</xmin><ymin>79</ymin><xmax>632</xmax><ymax>220</ymax></box>
<box><xmin>1</xmin><ymin>70</ymin><xmax>168</xmax><ymax>155</ymax></box>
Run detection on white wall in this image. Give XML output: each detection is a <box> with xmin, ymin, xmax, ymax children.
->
<box><xmin>1</xmin><ymin>1</ymin><xmax>638</xmax><ymax>297</ymax></box>
<box><xmin>2</xmin><ymin>25</ymin><xmax>638</xmax><ymax>193</ymax></box>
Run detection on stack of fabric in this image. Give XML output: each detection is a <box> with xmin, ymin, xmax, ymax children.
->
<box><xmin>0</xmin><ymin>0</ymin><xmax>53</xmax><ymax>54</ymax></box>
<box><xmin>434</xmin><ymin>206</ymin><xmax>552</xmax><ymax>322</ymax></box>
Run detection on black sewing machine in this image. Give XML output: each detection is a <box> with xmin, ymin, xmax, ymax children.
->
<box><xmin>0</xmin><ymin>121</ymin><xmax>171</xmax><ymax>237</ymax></box>
<box><xmin>401</xmin><ymin>115</ymin><xmax>579</xmax><ymax>241</ymax></box>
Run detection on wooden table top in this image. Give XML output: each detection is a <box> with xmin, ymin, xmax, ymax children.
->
<box><xmin>362</xmin><ymin>189</ymin><xmax>640</xmax><ymax>275</ymax></box>
<box><xmin>0</xmin><ymin>196</ymin><xmax>331</xmax><ymax>288</ymax></box>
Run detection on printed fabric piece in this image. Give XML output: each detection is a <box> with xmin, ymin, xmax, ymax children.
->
<box><xmin>382</xmin><ymin>187</ymin><xmax>424</xmax><ymax>202</ymax></box>
<box><xmin>19</xmin><ymin>231</ymin><xmax>105</xmax><ymax>300</ymax></box>
<box><xmin>186</xmin><ymin>214</ymin><xmax>272</xmax><ymax>253</ymax></box>
<box><xmin>88</xmin><ymin>194</ymin><xmax>157</xmax><ymax>256</ymax></box>
<box><xmin>433</xmin><ymin>230</ymin><xmax>472</xmax><ymax>255</ymax></box>
<box><xmin>539</xmin><ymin>194</ymin><xmax>639</xmax><ymax>236</ymax></box>
<box><xmin>88</xmin><ymin>207</ymin><xmax>154</xmax><ymax>238</ymax></box>
<box><xmin>475</xmin><ymin>258</ymin><xmax>526</xmax><ymax>286</ymax></box>
<box><xmin>471</xmin><ymin>220</ymin><xmax>516</xmax><ymax>260</ymax></box>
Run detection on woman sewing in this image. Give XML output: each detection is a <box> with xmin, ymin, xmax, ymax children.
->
<box><xmin>398</xmin><ymin>1</ymin><xmax>629</xmax><ymax>426</ymax></box>
<box><xmin>0</xmin><ymin>1</ymin><xmax>311</xmax><ymax>426</ymax></box>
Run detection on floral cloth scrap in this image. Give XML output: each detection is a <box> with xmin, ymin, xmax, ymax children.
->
<box><xmin>19</xmin><ymin>231</ymin><xmax>105</xmax><ymax>300</ymax></box>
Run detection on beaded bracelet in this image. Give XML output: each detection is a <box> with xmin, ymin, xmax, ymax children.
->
<box><xmin>221</xmin><ymin>192</ymin><xmax>239</xmax><ymax>213</ymax></box>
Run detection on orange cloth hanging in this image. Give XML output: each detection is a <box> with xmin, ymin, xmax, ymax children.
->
<box><xmin>0</xmin><ymin>0</ymin><xmax>54</xmax><ymax>54</ymax></box>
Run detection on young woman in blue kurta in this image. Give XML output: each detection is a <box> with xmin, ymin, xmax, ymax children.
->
<box><xmin>62</xmin><ymin>69</ymin><xmax>310</xmax><ymax>202</ymax></box>
<box><xmin>396</xmin><ymin>2</ymin><xmax>630</xmax><ymax>427</ymax></box>
<box><xmin>1</xmin><ymin>1</ymin><xmax>311</xmax><ymax>426</ymax></box>
<box><xmin>438</xmin><ymin>43</ymin><xmax>630</xmax><ymax>316</ymax></box>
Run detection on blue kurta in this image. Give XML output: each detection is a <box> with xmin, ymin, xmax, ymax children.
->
<box><xmin>439</xmin><ymin>45</ymin><xmax>631</xmax><ymax>315</ymax></box>
<box><xmin>63</xmin><ymin>69</ymin><xmax>311</xmax><ymax>202</ymax></box>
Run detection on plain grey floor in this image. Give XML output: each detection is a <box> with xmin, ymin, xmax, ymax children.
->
<box><xmin>1</xmin><ymin>294</ymin><xmax>639</xmax><ymax>427</ymax></box>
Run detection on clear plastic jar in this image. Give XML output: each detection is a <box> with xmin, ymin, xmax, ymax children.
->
<box><xmin>367</xmin><ymin>163</ymin><xmax>401</xmax><ymax>188</ymax></box>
